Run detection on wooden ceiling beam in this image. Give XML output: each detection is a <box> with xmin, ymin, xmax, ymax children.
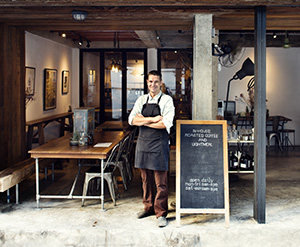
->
<box><xmin>0</xmin><ymin>0</ymin><xmax>299</xmax><ymax>7</ymax></box>
<box><xmin>1</xmin><ymin>2</ymin><xmax>300</xmax><ymax>49</ymax></box>
<box><xmin>4</xmin><ymin>18</ymin><xmax>194</xmax><ymax>31</ymax></box>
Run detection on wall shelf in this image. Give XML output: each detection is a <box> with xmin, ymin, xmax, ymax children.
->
<box><xmin>229</xmin><ymin>170</ymin><xmax>254</xmax><ymax>174</ymax></box>
<box><xmin>228</xmin><ymin>139</ymin><xmax>254</xmax><ymax>144</ymax></box>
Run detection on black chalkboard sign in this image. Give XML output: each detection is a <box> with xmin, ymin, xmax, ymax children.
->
<box><xmin>176</xmin><ymin>120</ymin><xmax>229</xmax><ymax>226</ymax></box>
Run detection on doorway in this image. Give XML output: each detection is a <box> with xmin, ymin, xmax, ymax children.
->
<box><xmin>80</xmin><ymin>49</ymin><xmax>147</xmax><ymax>123</ymax></box>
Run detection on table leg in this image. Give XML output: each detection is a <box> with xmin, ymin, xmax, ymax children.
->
<box><xmin>35</xmin><ymin>158</ymin><xmax>40</xmax><ymax>208</ymax></box>
<box><xmin>26</xmin><ymin>126</ymin><xmax>34</xmax><ymax>157</ymax></box>
<box><xmin>60</xmin><ymin>117</ymin><xmax>66</xmax><ymax>137</ymax></box>
<box><xmin>101</xmin><ymin>159</ymin><xmax>104</xmax><ymax>210</ymax></box>
<box><xmin>15</xmin><ymin>184</ymin><xmax>19</xmax><ymax>204</ymax></box>
<box><xmin>68</xmin><ymin>162</ymin><xmax>82</xmax><ymax>197</ymax></box>
<box><xmin>37</xmin><ymin>123</ymin><xmax>45</xmax><ymax>146</ymax></box>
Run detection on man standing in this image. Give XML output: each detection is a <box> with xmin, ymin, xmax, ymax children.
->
<box><xmin>128</xmin><ymin>70</ymin><xmax>175</xmax><ymax>227</ymax></box>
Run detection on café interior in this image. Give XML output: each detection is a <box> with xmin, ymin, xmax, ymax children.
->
<box><xmin>1</xmin><ymin>1</ymin><xmax>300</xmax><ymax>245</ymax></box>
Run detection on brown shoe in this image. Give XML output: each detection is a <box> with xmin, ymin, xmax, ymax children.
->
<box><xmin>137</xmin><ymin>210</ymin><xmax>155</xmax><ymax>219</ymax></box>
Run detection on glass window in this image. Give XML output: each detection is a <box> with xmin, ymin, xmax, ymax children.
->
<box><xmin>81</xmin><ymin>49</ymin><xmax>146</xmax><ymax>122</ymax></box>
<box><xmin>160</xmin><ymin>49</ymin><xmax>192</xmax><ymax>119</ymax></box>
<box><xmin>104</xmin><ymin>51</ymin><xmax>122</xmax><ymax>120</ymax></box>
<box><xmin>81</xmin><ymin>52</ymin><xmax>100</xmax><ymax>108</ymax></box>
<box><xmin>126</xmin><ymin>52</ymin><xmax>145</xmax><ymax>115</ymax></box>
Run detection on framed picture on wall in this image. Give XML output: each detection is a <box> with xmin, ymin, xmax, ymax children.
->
<box><xmin>44</xmin><ymin>68</ymin><xmax>57</xmax><ymax>111</ymax></box>
<box><xmin>62</xmin><ymin>70</ymin><xmax>69</xmax><ymax>94</ymax></box>
<box><xmin>25</xmin><ymin>67</ymin><xmax>35</xmax><ymax>96</ymax></box>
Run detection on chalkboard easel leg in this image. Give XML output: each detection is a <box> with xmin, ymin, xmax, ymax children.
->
<box><xmin>176</xmin><ymin>212</ymin><xmax>181</xmax><ymax>227</ymax></box>
<box><xmin>225</xmin><ymin>210</ymin><xmax>230</xmax><ymax>227</ymax></box>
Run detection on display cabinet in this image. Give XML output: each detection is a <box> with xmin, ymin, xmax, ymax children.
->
<box><xmin>73</xmin><ymin>107</ymin><xmax>95</xmax><ymax>136</ymax></box>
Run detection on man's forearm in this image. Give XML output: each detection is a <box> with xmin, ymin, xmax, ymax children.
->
<box><xmin>132</xmin><ymin>116</ymin><xmax>153</xmax><ymax>126</ymax></box>
<box><xmin>144</xmin><ymin>120</ymin><xmax>166</xmax><ymax>129</ymax></box>
<box><xmin>132</xmin><ymin>114</ymin><xmax>163</xmax><ymax>127</ymax></box>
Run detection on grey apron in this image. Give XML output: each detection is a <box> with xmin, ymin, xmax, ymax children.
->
<box><xmin>135</xmin><ymin>95</ymin><xmax>169</xmax><ymax>171</ymax></box>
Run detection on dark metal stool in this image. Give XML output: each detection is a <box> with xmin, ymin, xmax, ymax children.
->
<box><xmin>280</xmin><ymin>129</ymin><xmax>295</xmax><ymax>150</ymax></box>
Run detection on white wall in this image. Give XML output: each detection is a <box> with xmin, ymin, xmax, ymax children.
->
<box><xmin>25</xmin><ymin>32</ymin><xmax>79</xmax><ymax>141</ymax></box>
<box><xmin>218</xmin><ymin>48</ymin><xmax>300</xmax><ymax>145</ymax></box>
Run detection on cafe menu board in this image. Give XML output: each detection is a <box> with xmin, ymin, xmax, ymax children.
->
<box><xmin>176</xmin><ymin>120</ymin><xmax>229</xmax><ymax>226</ymax></box>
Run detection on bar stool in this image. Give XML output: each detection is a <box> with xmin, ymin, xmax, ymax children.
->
<box><xmin>266</xmin><ymin>116</ymin><xmax>283</xmax><ymax>151</ymax></box>
<box><xmin>279</xmin><ymin>129</ymin><xmax>295</xmax><ymax>150</ymax></box>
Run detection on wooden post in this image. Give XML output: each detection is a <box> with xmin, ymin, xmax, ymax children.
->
<box><xmin>254</xmin><ymin>6</ymin><xmax>266</xmax><ymax>224</ymax></box>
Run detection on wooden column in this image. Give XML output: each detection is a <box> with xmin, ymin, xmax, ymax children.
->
<box><xmin>254</xmin><ymin>6</ymin><xmax>266</xmax><ymax>224</ymax></box>
<box><xmin>0</xmin><ymin>23</ymin><xmax>26</xmax><ymax>170</ymax></box>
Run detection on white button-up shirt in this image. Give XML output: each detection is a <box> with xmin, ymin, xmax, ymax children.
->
<box><xmin>128</xmin><ymin>91</ymin><xmax>175</xmax><ymax>134</ymax></box>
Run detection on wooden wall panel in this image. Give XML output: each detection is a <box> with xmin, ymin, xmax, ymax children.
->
<box><xmin>0</xmin><ymin>23</ymin><xmax>26</xmax><ymax>170</ymax></box>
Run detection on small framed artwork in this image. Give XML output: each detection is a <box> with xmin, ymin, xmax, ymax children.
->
<box><xmin>25</xmin><ymin>67</ymin><xmax>35</xmax><ymax>96</ymax></box>
<box><xmin>44</xmin><ymin>68</ymin><xmax>57</xmax><ymax>111</ymax></box>
<box><xmin>62</xmin><ymin>70</ymin><xmax>69</xmax><ymax>94</ymax></box>
<box><xmin>88</xmin><ymin>69</ymin><xmax>96</xmax><ymax>86</ymax></box>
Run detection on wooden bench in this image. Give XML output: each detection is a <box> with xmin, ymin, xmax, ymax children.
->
<box><xmin>26</xmin><ymin>112</ymin><xmax>73</xmax><ymax>156</ymax></box>
<box><xmin>0</xmin><ymin>158</ymin><xmax>56</xmax><ymax>204</ymax></box>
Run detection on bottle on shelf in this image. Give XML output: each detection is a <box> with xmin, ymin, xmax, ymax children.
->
<box><xmin>245</xmin><ymin>153</ymin><xmax>254</xmax><ymax>170</ymax></box>
<box><xmin>239</xmin><ymin>152</ymin><xmax>248</xmax><ymax>170</ymax></box>
<box><xmin>229</xmin><ymin>151</ymin><xmax>238</xmax><ymax>170</ymax></box>
<box><xmin>232</xmin><ymin>124</ymin><xmax>238</xmax><ymax>140</ymax></box>
<box><xmin>231</xmin><ymin>151</ymin><xmax>239</xmax><ymax>171</ymax></box>
<box><xmin>228</xmin><ymin>151</ymin><xmax>232</xmax><ymax>169</ymax></box>
<box><xmin>227</xmin><ymin>125</ymin><xmax>232</xmax><ymax>140</ymax></box>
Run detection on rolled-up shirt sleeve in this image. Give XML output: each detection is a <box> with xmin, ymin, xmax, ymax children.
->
<box><xmin>160</xmin><ymin>95</ymin><xmax>175</xmax><ymax>133</ymax></box>
<box><xmin>128</xmin><ymin>95</ymin><xmax>145</xmax><ymax>125</ymax></box>
<box><xmin>128</xmin><ymin>93</ymin><xmax>175</xmax><ymax>134</ymax></box>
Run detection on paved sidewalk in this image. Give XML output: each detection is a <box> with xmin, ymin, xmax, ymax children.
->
<box><xmin>0</xmin><ymin>149</ymin><xmax>300</xmax><ymax>246</ymax></box>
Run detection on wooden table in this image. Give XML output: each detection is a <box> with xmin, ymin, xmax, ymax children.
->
<box><xmin>26</xmin><ymin>112</ymin><xmax>73</xmax><ymax>154</ymax></box>
<box><xmin>97</xmin><ymin>121</ymin><xmax>130</xmax><ymax>131</ymax></box>
<box><xmin>29</xmin><ymin>130</ymin><xmax>129</xmax><ymax>209</ymax></box>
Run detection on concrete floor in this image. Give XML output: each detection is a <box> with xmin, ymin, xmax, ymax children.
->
<box><xmin>1</xmin><ymin>147</ymin><xmax>300</xmax><ymax>247</ymax></box>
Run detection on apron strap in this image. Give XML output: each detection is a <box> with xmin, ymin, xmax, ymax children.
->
<box><xmin>145</xmin><ymin>93</ymin><xmax>164</xmax><ymax>106</ymax></box>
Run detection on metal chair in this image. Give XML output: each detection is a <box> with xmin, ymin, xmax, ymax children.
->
<box><xmin>280</xmin><ymin>128</ymin><xmax>295</xmax><ymax>150</ymax></box>
<box><xmin>266</xmin><ymin>116</ymin><xmax>283</xmax><ymax>151</ymax></box>
<box><xmin>81</xmin><ymin>143</ymin><xmax>120</xmax><ymax>206</ymax></box>
<box><xmin>121</xmin><ymin>128</ymin><xmax>137</xmax><ymax>182</ymax></box>
<box><xmin>108</xmin><ymin>138</ymin><xmax>129</xmax><ymax>190</ymax></box>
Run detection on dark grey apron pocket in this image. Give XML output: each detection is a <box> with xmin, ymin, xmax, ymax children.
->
<box><xmin>136</xmin><ymin>136</ymin><xmax>161</xmax><ymax>153</ymax></box>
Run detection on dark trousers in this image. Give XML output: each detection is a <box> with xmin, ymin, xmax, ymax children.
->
<box><xmin>140</xmin><ymin>168</ymin><xmax>168</xmax><ymax>218</ymax></box>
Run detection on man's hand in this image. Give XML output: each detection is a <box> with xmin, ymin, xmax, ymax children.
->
<box><xmin>132</xmin><ymin>113</ymin><xmax>163</xmax><ymax>127</ymax></box>
<box><xmin>135</xmin><ymin>113</ymin><xmax>144</xmax><ymax>119</ymax></box>
<box><xmin>152</xmin><ymin>115</ymin><xmax>163</xmax><ymax>123</ymax></box>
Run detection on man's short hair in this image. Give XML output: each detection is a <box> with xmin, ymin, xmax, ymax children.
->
<box><xmin>148</xmin><ymin>70</ymin><xmax>162</xmax><ymax>80</ymax></box>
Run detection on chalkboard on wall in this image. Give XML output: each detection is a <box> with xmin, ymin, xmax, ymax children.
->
<box><xmin>175</xmin><ymin>120</ymin><xmax>229</xmax><ymax>226</ymax></box>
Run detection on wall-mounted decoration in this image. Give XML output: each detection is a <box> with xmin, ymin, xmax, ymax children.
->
<box><xmin>44</xmin><ymin>68</ymin><xmax>57</xmax><ymax>111</ymax></box>
<box><xmin>62</xmin><ymin>70</ymin><xmax>69</xmax><ymax>94</ymax></box>
<box><xmin>88</xmin><ymin>69</ymin><xmax>96</xmax><ymax>86</ymax></box>
<box><xmin>25</xmin><ymin>67</ymin><xmax>35</xmax><ymax>96</ymax></box>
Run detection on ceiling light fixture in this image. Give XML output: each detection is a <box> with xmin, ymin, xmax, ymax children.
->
<box><xmin>224</xmin><ymin>57</ymin><xmax>255</xmax><ymax>119</ymax></box>
<box><xmin>272</xmin><ymin>33</ymin><xmax>277</xmax><ymax>39</ymax></box>
<box><xmin>283</xmin><ymin>31</ymin><xmax>290</xmax><ymax>48</ymax></box>
<box><xmin>61</xmin><ymin>33</ymin><xmax>66</xmax><ymax>38</ymax></box>
<box><xmin>86</xmin><ymin>39</ymin><xmax>91</xmax><ymax>48</ymax></box>
<box><xmin>72</xmin><ymin>10</ymin><xmax>88</xmax><ymax>21</ymax></box>
<box><xmin>107</xmin><ymin>32</ymin><xmax>123</xmax><ymax>72</ymax></box>
<box><xmin>78</xmin><ymin>36</ymin><xmax>83</xmax><ymax>46</ymax></box>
